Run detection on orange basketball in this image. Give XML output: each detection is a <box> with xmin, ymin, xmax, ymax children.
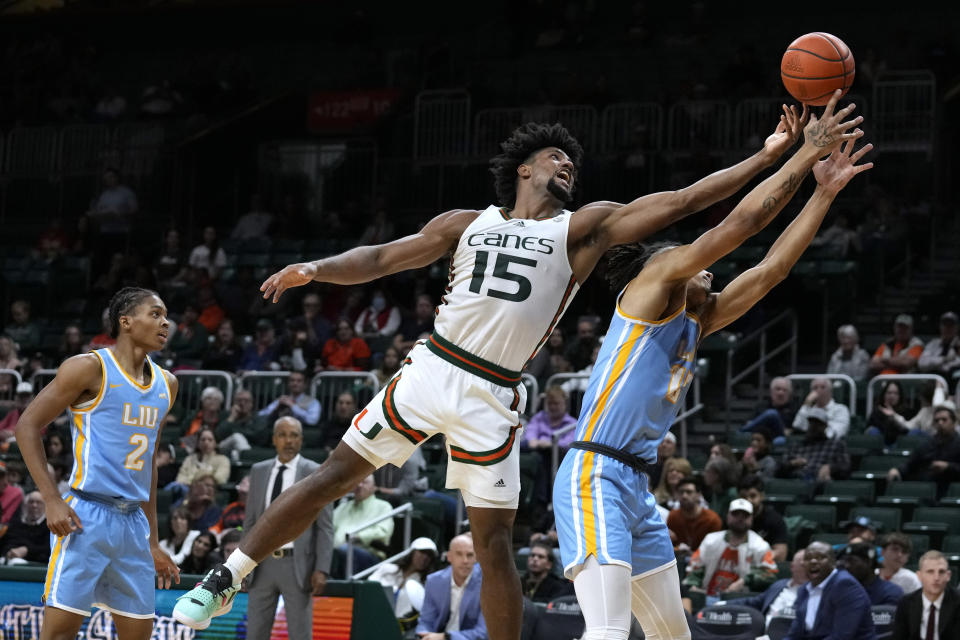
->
<box><xmin>781</xmin><ymin>32</ymin><xmax>855</xmax><ymax>106</ymax></box>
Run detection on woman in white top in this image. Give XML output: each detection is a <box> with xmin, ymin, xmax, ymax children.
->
<box><xmin>159</xmin><ymin>506</ymin><xmax>202</xmax><ymax>566</ymax></box>
<box><xmin>175</xmin><ymin>428</ymin><xmax>231</xmax><ymax>486</ymax></box>
<box><xmin>370</xmin><ymin>537</ymin><xmax>438</xmax><ymax>624</ymax></box>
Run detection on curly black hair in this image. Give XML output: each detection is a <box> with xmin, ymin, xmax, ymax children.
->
<box><xmin>604</xmin><ymin>241</ymin><xmax>680</xmax><ymax>293</ymax></box>
<box><xmin>108</xmin><ymin>286</ymin><xmax>160</xmax><ymax>338</ymax></box>
<box><xmin>489</xmin><ymin>122</ymin><xmax>584</xmax><ymax>207</ymax></box>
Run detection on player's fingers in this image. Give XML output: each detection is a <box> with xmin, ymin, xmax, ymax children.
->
<box><xmin>835</xmin><ymin>101</ymin><xmax>857</xmax><ymax>120</ymax></box>
<box><xmin>799</xmin><ymin>103</ymin><xmax>810</xmax><ymax>124</ymax></box>
<box><xmin>822</xmin><ymin>88</ymin><xmax>842</xmax><ymax>116</ymax></box>
<box><xmin>272</xmin><ymin>284</ymin><xmax>287</xmax><ymax>304</ymax></box>
<box><xmin>837</xmin><ymin>115</ymin><xmax>864</xmax><ymax>133</ymax></box>
<box><xmin>69</xmin><ymin>508</ymin><xmax>83</xmax><ymax>530</ymax></box>
<box><xmin>850</xmin><ymin>142</ymin><xmax>874</xmax><ymax>163</ymax></box>
<box><xmin>854</xmin><ymin>162</ymin><xmax>875</xmax><ymax>174</ymax></box>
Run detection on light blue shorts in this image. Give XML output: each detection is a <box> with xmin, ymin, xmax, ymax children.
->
<box><xmin>43</xmin><ymin>492</ymin><xmax>155</xmax><ymax>619</ymax></box>
<box><xmin>554</xmin><ymin>448</ymin><xmax>674</xmax><ymax>579</ymax></box>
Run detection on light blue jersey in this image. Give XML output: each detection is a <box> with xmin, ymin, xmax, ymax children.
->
<box><xmin>67</xmin><ymin>348</ymin><xmax>171</xmax><ymax>501</ymax></box>
<box><xmin>555</xmin><ymin>297</ymin><xmax>701</xmax><ymax>577</ymax></box>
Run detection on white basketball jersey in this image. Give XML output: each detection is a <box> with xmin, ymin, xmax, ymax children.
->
<box><xmin>432</xmin><ymin>205</ymin><xmax>580</xmax><ymax>373</ymax></box>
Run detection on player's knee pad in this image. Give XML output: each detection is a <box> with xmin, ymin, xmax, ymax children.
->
<box><xmin>630</xmin><ymin>560</ymin><xmax>690</xmax><ymax>640</ymax></box>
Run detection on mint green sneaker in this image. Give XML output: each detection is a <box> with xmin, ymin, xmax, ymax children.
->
<box><xmin>173</xmin><ymin>565</ymin><xmax>240</xmax><ymax>630</ymax></box>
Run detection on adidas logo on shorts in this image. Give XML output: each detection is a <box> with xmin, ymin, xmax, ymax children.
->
<box><xmin>494</xmin><ymin>479</ymin><xmax>506</xmax><ymax>488</ymax></box>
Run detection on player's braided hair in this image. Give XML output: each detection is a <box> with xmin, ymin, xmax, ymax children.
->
<box><xmin>489</xmin><ymin>122</ymin><xmax>584</xmax><ymax>207</ymax></box>
<box><xmin>108</xmin><ymin>286</ymin><xmax>160</xmax><ymax>338</ymax></box>
<box><xmin>604</xmin><ymin>241</ymin><xmax>680</xmax><ymax>292</ymax></box>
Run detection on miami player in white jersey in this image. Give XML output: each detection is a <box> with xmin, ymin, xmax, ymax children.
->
<box><xmin>176</xmin><ymin>112</ymin><xmax>810</xmax><ymax>636</ymax></box>
<box><xmin>14</xmin><ymin>287</ymin><xmax>181</xmax><ymax>640</ymax></box>
<box><xmin>554</xmin><ymin>90</ymin><xmax>873</xmax><ymax>640</ymax></box>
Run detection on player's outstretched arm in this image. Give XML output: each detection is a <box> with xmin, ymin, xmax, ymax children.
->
<box><xmin>13</xmin><ymin>354</ymin><xmax>100</xmax><ymax>536</ymax></box>
<box><xmin>588</xmin><ymin>103</ymin><xmax>808</xmax><ymax>247</ymax></box>
<box><xmin>260</xmin><ymin>209</ymin><xmax>479</xmax><ymax>302</ymax></box>
<box><xmin>640</xmin><ymin>91</ymin><xmax>862</xmax><ymax>286</ymax></box>
<box><xmin>699</xmin><ymin>137</ymin><xmax>874</xmax><ymax>337</ymax></box>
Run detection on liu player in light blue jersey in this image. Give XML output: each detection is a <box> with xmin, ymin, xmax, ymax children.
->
<box><xmin>555</xmin><ymin>90</ymin><xmax>874</xmax><ymax>640</ymax></box>
<box><xmin>15</xmin><ymin>287</ymin><xmax>181</xmax><ymax>640</ymax></box>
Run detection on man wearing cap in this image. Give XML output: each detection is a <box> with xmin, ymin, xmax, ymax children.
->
<box><xmin>683</xmin><ymin>498</ymin><xmax>778</xmax><ymax>605</ymax></box>
<box><xmin>779</xmin><ymin>407</ymin><xmax>851</xmax><ymax>484</ymax></box>
<box><xmin>872</xmin><ymin>314</ymin><xmax>925</xmax><ymax>376</ymax></box>
<box><xmin>919</xmin><ymin>312</ymin><xmax>960</xmax><ymax>378</ymax></box>
<box><xmin>245</xmin><ymin>416</ymin><xmax>333</xmax><ymax>640</ymax></box>
<box><xmin>887</xmin><ymin>402</ymin><xmax>960</xmax><ymax>498</ymax></box>
<box><xmin>793</xmin><ymin>377</ymin><xmax>851</xmax><ymax>440</ymax></box>
<box><xmin>0</xmin><ymin>381</ymin><xmax>34</xmax><ymax>446</ymax></box>
<box><xmin>891</xmin><ymin>550</ymin><xmax>960</xmax><ymax>640</ymax></box>
<box><xmin>840</xmin><ymin>541</ymin><xmax>904</xmax><ymax>606</ymax></box>
<box><xmin>370</xmin><ymin>536</ymin><xmax>439</xmax><ymax>623</ymax></box>
<box><xmin>520</xmin><ymin>540</ymin><xmax>574</xmax><ymax>603</ymax></box>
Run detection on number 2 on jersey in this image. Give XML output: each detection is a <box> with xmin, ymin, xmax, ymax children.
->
<box><xmin>125</xmin><ymin>433</ymin><xmax>149</xmax><ymax>471</ymax></box>
<box><xmin>469</xmin><ymin>250</ymin><xmax>537</xmax><ymax>302</ymax></box>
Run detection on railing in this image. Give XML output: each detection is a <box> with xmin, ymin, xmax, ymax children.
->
<box><xmin>29</xmin><ymin>369</ymin><xmax>58</xmax><ymax>393</ymax></box>
<box><xmin>787</xmin><ymin>373</ymin><xmax>858</xmax><ymax>416</ymax></box>
<box><xmin>724</xmin><ymin>310</ymin><xmax>798</xmax><ymax>430</ymax></box>
<box><xmin>0</xmin><ymin>369</ymin><xmax>22</xmax><ymax>403</ymax></box>
<box><xmin>873</xmin><ymin>70</ymin><xmax>936</xmax><ymax>156</ymax></box>
<box><xmin>238</xmin><ymin>370</ymin><xmax>290</xmax><ymax>412</ymax></box>
<box><xmin>346</xmin><ymin>502</ymin><xmax>413</xmax><ymax>579</ymax></box>
<box><xmin>310</xmin><ymin>371</ymin><xmax>380</xmax><ymax>422</ymax></box>
<box><xmin>866</xmin><ymin>374</ymin><xmax>949</xmax><ymax>416</ymax></box>
<box><xmin>174</xmin><ymin>370</ymin><xmax>235</xmax><ymax>415</ymax></box>
<box><xmin>520</xmin><ymin>373</ymin><xmax>540</xmax><ymax>419</ymax></box>
<box><xmin>413</xmin><ymin>89</ymin><xmax>471</xmax><ymax>161</ymax></box>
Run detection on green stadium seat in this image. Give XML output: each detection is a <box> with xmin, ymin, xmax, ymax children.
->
<box><xmin>811</xmin><ymin>532</ymin><xmax>849</xmax><ymax>546</ymax></box>
<box><xmin>240</xmin><ymin>447</ymin><xmax>276</xmax><ymax>463</ymax></box>
<box><xmin>894</xmin><ymin>434</ymin><xmax>930</xmax><ymax>452</ymax></box>
<box><xmin>906</xmin><ymin>534</ymin><xmax>930</xmax><ymax>563</ymax></box>
<box><xmin>786</xmin><ymin>504</ymin><xmax>837</xmax><ymax>530</ymax></box>
<box><xmin>943</xmin><ymin>535</ymin><xmax>960</xmax><ymax>552</ymax></box>
<box><xmin>912</xmin><ymin>507</ymin><xmax>960</xmax><ymax>534</ymax></box>
<box><xmin>766</xmin><ymin>479</ymin><xmax>814</xmax><ymax>502</ymax></box>
<box><xmin>858</xmin><ymin>455</ymin><xmax>909</xmax><ymax>473</ymax></box>
<box><xmin>301</xmin><ymin>447</ymin><xmax>329</xmax><ymax>463</ymax></box>
<box><xmin>883</xmin><ymin>481</ymin><xmax>937</xmax><ymax>504</ymax></box>
<box><xmin>850</xmin><ymin>506</ymin><xmax>901</xmax><ymax>534</ymax></box>
<box><xmin>902</xmin><ymin>522</ymin><xmax>949</xmax><ymax>550</ymax></box>
<box><xmin>812</xmin><ymin>495</ymin><xmax>857</xmax><ymax>521</ymax></box>
<box><xmin>846</xmin><ymin>433</ymin><xmax>884</xmax><ymax>455</ymax></box>
<box><xmin>849</xmin><ymin>471</ymin><xmax>887</xmax><ymax>496</ymax></box>
<box><xmin>874</xmin><ymin>496</ymin><xmax>921</xmax><ymax>522</ymax></box>
<box><xmin>823</xmin><ymin>480</ymin><xmax>875</xmax><ymax>504</ymax></box>
<box><xmin>945</xmin><ymin>484</ymin><xmax>960</xmax><ymax>497</ymax></box>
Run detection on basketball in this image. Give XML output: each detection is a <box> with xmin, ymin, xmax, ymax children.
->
<box><xmin>780</xmin><ymin>32</ymin><xmax>855</xmax><ymax>106</ymax></box>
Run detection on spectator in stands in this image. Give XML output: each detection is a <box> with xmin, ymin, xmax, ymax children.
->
<box><xmin>217</xmin><ymin>389</ymin><xmax>269</xmax><ymax>452</ymax></box>
<box><xmin>683</xmin><ymin>498</ymin><xmax>778</xmax><ymax>605</ymax></box>
<box><xmin>839</xmin><ymin>542</ymin><xmax>903</xmax><ymax>606</ymax></box>
<box><xmin>0</xmin><ymin>382</ymin><xmax>33</xmax><ymax>446</ymax></box>
<box><xmin>202</xmin><ymin>318</ymin><xmax>243</xmax><ymax>372</ymax></box>
<box><xmin>331</xmin><ymin>474</ymin><xmax>394</xmax><ymax>577</ymax></box>
<box><xmin>0</xmin><ymin>462</ymin><xmax>24</xmax><ymax>524</ymax></box>
<box><xmin>918</xmin><ymin>311</ymin><xmax>960</xmax><ymax>378</ymax></box>
<box><xmin>56</xmin><ymin>324</ymin><xmax>85</xmax><ymax>363</ymax></box>
<box><xmin>154</xmin><ymin>229</ymin><xmax>190</xmax><ymax>299</ymax></box>
<box><xmin>280</xmin><ymin>321</ymin><xmax>321</xmax><ymax>373</ymax></box>
<box><xmin>177</xmin><ymin>473</ymin><xmax>222</xmax><ymax>531</ymax></box>
<box><xmin>879</xmin><ymin>532</ymin><xmax>922</xmax><ymax>595</ymax></box>
<box><xmin>35</xmin><ymin>216</ymin><xmax>71</xmax><ymax>262</ymax></box>
<box><xmin>188</xmin><ymin>226</ymin><xmax>228</xmax><ymax>281</ymax></box>
<box><xmin>179</xmin><ymin>530</ymin><xmax>222</xmax><ymax>575</ymax></box>
<box><xmin>737</xmin><ymin>548</ymin><xmax>808</xmax><ymax>626</ymax></box>
<box><xmin>740</xmin><ymin>376</ymin><xmax>796</xmax><ymax>440</ymax></box>
<box><xmin>0</xmin><ymin>491</ymin><xmax>49</xmax><ymax>564</ymax></box>
<box><xmin>87</xmin><ymin>167</ymin><xmax>138</xmax><ymax>238</ymax></box>
<box><xmin>738</xmin><ymin>474</ymin><xmax>788</xmax><ymax>561</ymax></box>
<box><xmin>157</xmin><ymin>442</ymin><xmax>178</xmax><ymax>488</ymax></box>
<box><xmin>168</xmin><ymin>303</ymin><xmax>209</xmax><ymax>363</ymax></box>
<box><xmin>319</xmin><ymin>391</ymin><xmax>357</xmax><ymax>451</ymax></box>
<box><xmin>182</xmin><ymin>386</ymin><xmax>227</xmax><ymax>444</ymax></box>
<box><xmin>354</xmin><ymin>288</ymin><xmax>402</xmax><ymax>349</ymax></box>
<box><xmin>836</xmin><ymin>517</ymin><xmax>881</xmax><ymax>555</ymax></box>
<box><xmin>891</xmin><ymin>550</ymin><xmax>960</xmax><ymax>640</ymax></box>
<box><xmin>371</xmin><ymin>345</ymin><xmax>401</xmax><ymax>388</ymax></box>
<box><xmin>43</xmin><ymin>431</ymin><xmax>71</xmax><ymax>471</ymax></box>
<box><xmin>866</xmin><ymin>380</ymin><xmax>917</xmax><ymax>446</ymax></box>
<box><xmin>218</xmin><ymin>528</ymin><xmax>243</xmax><ymax>559</ymax></box>
<box><xmin>741</xmin><ymin>427</ymin><xmax>778</xmax><ymax>480</ymax></box>
<box><xmin>783</xmin><ymin>541</ymin><xmax>874</xmax><ymax>640</ymax></box>
<box><xmin>321</xmin><ymin>319</ymin><xmax>371</xmax><ymax>372</ymax></box>
<box><xmin>240</xmin><ymin>318</ymin><xmax>281</xmax><ymax>371</ymax></box>
<box><xmin>667</xmin><ymin>476</ymin><xmax>723</xmax><ymax>560</ymax></box>
<box><xmin>564</xmin><ymin>316</ymin><xmax>599</xmax><ymax>371</ymax></box>
<box><xmin>524</xmin><ymin>385</ymin><xmax>577</xmax><ymax>452</ymax></box>
<box><xmin>779</xmin><ymin>407</ymin><xmax>851</xmax><ymax>485</ymax></box>
<box><xmin>0</xmin><ymin>335</ymin><xmax>22</xmax><ymax>372</ymax></box>
<box><xmin>703</xmin><ymin>456</ymin><xmax>740</xmax><ymax>518</ymax></box>
<box><xmin>654</xmin><ymin>456</ymin><xmax>695</xmax><ymax>510</ymax></box>
<box><xmin>160</xmin><ymin>505</ymin><xmax>202</xmax><ymax>566</ymax></box>
<box><xmin>827</xmin><ymin>324</ymin><xmax>871</xmax><ymax>383</ymax></box>
<box><xmin>85</xmin><ymin>307</ymin><xmax>116</xmax><ymax>351</ymax></box>
<box><xmin>393</xmin><ymin>293</ymin><xmax>436</xmax><ymax>356</ymax></box>
<box><xmin>520</xmin><ymin>541</ymin><xmax>574</xmax><ymax>603</ymax></box>
<box><xmin>195</xmin><ymin>286</ymin><xmax>225</xmax><ymax>334</ymax></box>
<box><xmin>357</xmin><ymin>204</ymin><xmax>395</xmax><ymax>246</ymax></box>
<box><xmin>174</xmin><ymin>427</ymin><xmax>230</xmax><ymax>491</ymax></box>
<box><xmin>370</xmin><ymin>536</ymin><xmax>439</xmax><ymax>628</ymax></box>
<box><xmin>416</xmin><ymin>533</ymin><xmax>486</xmax><ymax>640</ymax></box>
<box><xmin>899</xmin><ymin>380</ymin><xmax>949</xmax><ymax>437</ymax></box>
<box><xmin>872</xmin><ymin>314</ymin><xmax>925</xmax><ymax>376</ymax></box>
<box><xmin>231</xmin><ymin>194</ymin><xmax>275</xmax><ymax>242</ymax></box>
<box><xmin>524</xmin><ymin>327</ymin><xmax>564</xmax><ymax>390</ymax></box>
<box><xmin>887</xmin><ymin>402</ymin><xmax>960</xmax><ymax>497</ymax></box>
<box><xmin>793</xmin><ymin>377</ymin><xmax>851</xmax><ymax>439</ymax></box>
<box><xmin>290</xmin><ymin>292</ymin><xmax>332</xmax><ymax>360</ymax></box>
<box><xmin>374</xmin><ymin>446</ymin><xmax>428</xmax><ymax>504</ymax></box>
<box><xmin>210</xmin><ymin>475</ymin><xmax>248</xmax><ymax>536</ymax></box>
<box><xmin>258</xmin><ymin>370</ymin><xmax>321</xmax><ymax>428</ymax></box>
<box><xmin>649</xmin><ymin>430</ymin><xmax>679</xmax><ymax>488</ymax></box>
<box><xmin>810</xmin><ymin>212</ymin><xmax>859</xmax><ymax>258</ymax></box>
<box><xmin>5</xmin><ymin>300</ymin><xmax>41</xmax><ymax>356</ymax></box>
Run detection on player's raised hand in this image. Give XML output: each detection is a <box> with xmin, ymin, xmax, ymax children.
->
<box><xmin>813</xmin><ymin>132</ymin><xmax>874</xmax><ymax>194</ymax></box>
<box><xmin>763</xmin><ymin>103</ymin><xmax>809</xmax><ymax>158</ymax></box>
<box><xmin>260</xmin><ymin>262</ymin><xmax>319</xmax><ymax>303</ymax></box>
<box><xmin>46</xmin><ymin>497</ymin><xmax>82</xmax><ymax>537</ymax></box>
<box><xmin>803</xmin><ymin>89</ymin><xmax>863</xmax><ymax>156</ymax></box>
<box><xmin>153</xmin><ymin>546</ymin><xmax>181</xmax><ymax>589</ymax></box>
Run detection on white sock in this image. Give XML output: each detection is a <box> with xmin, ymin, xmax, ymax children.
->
<box><xmin>224</xmin><ymin>550</ymin><xmax>257</xmax><ymax>584</ymax></box>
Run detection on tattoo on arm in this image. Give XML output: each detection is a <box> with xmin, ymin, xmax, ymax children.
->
<box><xmin>761</xmin><ymin>171</ymin><xmax>804</xmax><ymax>212</ymax></box>
<box><xmin>808</xmin><ymin>122</ymin><xmax>835</xmax><ymax>148</ymax></box>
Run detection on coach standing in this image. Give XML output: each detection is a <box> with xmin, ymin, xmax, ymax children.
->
<box><xmin>245</xmin><ymin>416</ymin><xmax>334</xmax><ymax>640</ymax></box>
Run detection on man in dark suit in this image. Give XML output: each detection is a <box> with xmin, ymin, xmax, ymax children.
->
<box><xmin>892</xmin><ymin>550</ymin><xmax>960</xmax><ymax>640</ymax></box>
<box><xmin>245</xmin><ymin>416</ymin><xmax>334</xmax><ymax>640</ymax></box>
<box><xmin>784</xmin><ymin>541</ymin><xmax>876</xmax><ymax>640</ymax></box>
<box><xmin>839</xmin><ymin>542</ymin><xmax>903</xmax><ymax>606</ymax></box>
<box><xmin>417</xmin><ymin>534</ymin><xmax>487</xmax><ymax>640</ymax></box>
<box><xmin>738</xmin><ymin>548</ymin><xmax>808</xmax><ymax>625</ymax></box>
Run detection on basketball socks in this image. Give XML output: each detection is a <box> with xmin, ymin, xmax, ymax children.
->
<box><xmin>224</xmin><ymin>550</ymin><xmax>257</xmax><ymax>585</ymax></box>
